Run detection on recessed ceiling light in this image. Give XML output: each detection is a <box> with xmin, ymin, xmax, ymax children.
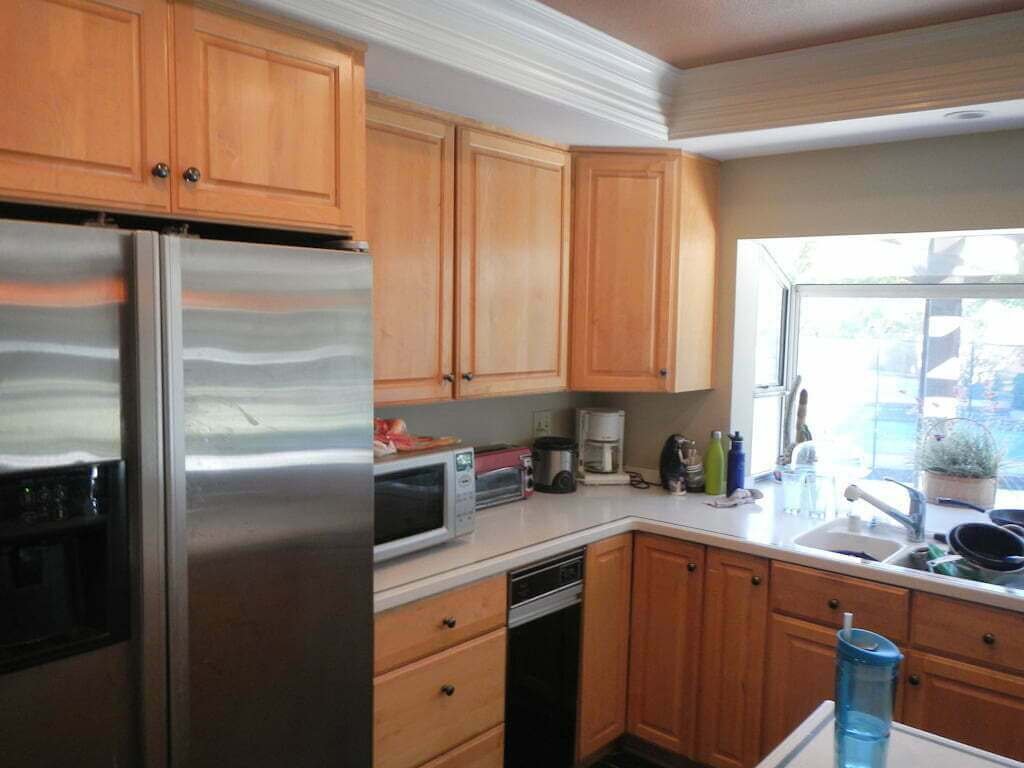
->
<box><xmin>944</xmin><ymin>110</ymin><xmax>990</xmax><ymax>121</ymax></box>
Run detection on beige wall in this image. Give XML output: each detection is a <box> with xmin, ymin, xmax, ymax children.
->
<box><xmin>376</xmin><ymin>392</ymin><xmax>595</xmax><ymax>448</ymax></box>
<box><xmin>377</xmin><ymin>129</ymin><xmax>1024</xmax><ymax>469</ymax></box>
<box><xmin>609</xmin><ymin>127</ymin><xmax>1024</xmax><ymax>470</ymax></box>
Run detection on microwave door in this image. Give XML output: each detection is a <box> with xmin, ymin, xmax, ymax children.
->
<box><xmin>374</xmin><ymin>460</ymin><xmax>455</xmax><ymax>562</ymax></box>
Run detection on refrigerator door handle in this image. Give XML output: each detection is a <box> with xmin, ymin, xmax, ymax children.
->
<box><xmin>159</xmin><ymin>238</ymin><xmax>191</xmax><ymax>768</ymax></box>
<box><xmin>130</xmin><ymin>232</ymin><xmax>170</xmax><ymax>768</ymax></box>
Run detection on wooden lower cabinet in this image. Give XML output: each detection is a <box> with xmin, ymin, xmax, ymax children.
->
<box><xmin>373</xmin><ymin>628</ymin><xmax>506</xmax><ymax>768</ymax></box>
<box><xmin>903</xmin><ymin>651</ymin><xmax>1024</xmax><ymax>761</ymax></box>
<box><xmin>626</xmin><ymin>535</ymin><xmax>705</xmax><ymax>756</ymax></box>
<box><xmin>577</xmin><ymin>534</ymin><xmax>633</xmax><ymax>760</ymax></box>
<box><xmin>698</xmin><ymin>549</ymin><xmax>770</xmax><ymax>768</ymax></box>
<box><xmin>418</xmin><ymin>725</ymin><xmax>504</xmax><ymax>768</ymax></box>
<box><xmin>762</xmin><ymin>614</ymin><xmax>840</xmax><ymax>754</ymax></box>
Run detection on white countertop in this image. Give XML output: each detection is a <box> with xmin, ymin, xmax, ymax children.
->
<box><xmin>373</xmin><ymin>480</ymin><xmax>1024</xmax><ymax>613</ymax></box>
<box><xmin>756</xmin><ymin>701</ymin><xmax>1021</xmax><ymax>767</ymax></box>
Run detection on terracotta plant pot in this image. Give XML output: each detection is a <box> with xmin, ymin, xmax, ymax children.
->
<box><xmin>921</xmin><ymin>471</ymin><xmax>997</xmax><ymax>508</ymax></box>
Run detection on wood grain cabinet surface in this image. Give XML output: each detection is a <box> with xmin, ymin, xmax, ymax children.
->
<box><xmin>698</xmin><ymin>548</ymin><xmax>770</xmax><ymax>768</ymax></box>
<box><xmin>577</xmin><ymin>534</ymin><xmax>633</xmax><ymax>761</ymax></box>
<box><xmin>373</xmin><ymin>628</ymin><xmax>506</xmax><ymax>768</ymax></box>
<box><xmin>0</xmin><ymin>0</ymin><xmax>365</xmax><ymax>233</ymax></box>
<box><xmin>0</xmin><ymin>0</ymin><xmax>172</xmax><ymax>212</ymax></box>
<box><xmin>455</xmin><ymin>127</ymin><xmax>571</xmax><ymax>398</ymax></box>
<box><xmin>368</xmin><ymin>100</ymin><xmax>456</xmax><ymax>405</ymax></box>
<box><xmin>172</xmin><ymin>1</ymin><xmax>365</xmax><ymax>232</ymax></box>
<box><xmin>416</xmin><ymin>725</ymin><xmax>504</xmax><ymax>768</ymax></box>
<box><xmin>626</xmin><ymin>534</ymin><xmax>706</xmax><ymax>757</ymax></box>
<box><xmin>570</xmin><ymin>150</ymin><xmax>718</xmax><ymax>393</ymax></box>
<box><xmin>903</xmin><ymin>651</ymin><xmax>1024</xmax><ymax>761</ymax></box>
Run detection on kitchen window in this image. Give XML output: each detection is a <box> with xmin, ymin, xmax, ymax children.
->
<box><xmin>739</xmin><ymin>231</ymin><xmax>1024</xmax><ymax>488</ymax></box>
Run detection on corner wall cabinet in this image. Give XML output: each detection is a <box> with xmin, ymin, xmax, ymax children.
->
<box><xmin>0</xmin><ymin>0</ymin><xmax>366</xmax><ymax>234</ymax></box>
<box><xmin>368</xmin><ymin>97</ymin><xmax>570</xmax><ymax>405</ymax></box>
<box><xmin>570</xmin><ymin>150</ymin><xmax>718</xmax><ymax>392</ymax></box>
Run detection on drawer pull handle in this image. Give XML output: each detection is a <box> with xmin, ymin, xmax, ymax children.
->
<box><xmin>687</xmin><ymin>562</ymin><xmax>697</xmax><ymax>572</ymax></box>
<box><xmin>828</xmin><ymin>598</ymin><xmax>840</xmax><ymax>610</ymax></box>
<box><xmin>442</xmin><ymin>616</ymin><xmax>457</xmax><ymax>629</ymax></box>
<box><xmin>751</xmin><ymin>575</ymin><xmax>762</xmax><ymax>586</ymax></box>
<box><xmin>182</xmin><ymin>166</ymin><xmax>201</xmax><ymax>183</ymax></box>
<box><xmin>983</xmin><ymin>632</ymin><xmax>996</xmax><ymax>646</ymax></box>
<box><xmin>908</xmin><ymin>674</ymin><xmax>921</xmax><ymax>686</ymax></box>
<box><xmin>442</xmin><ymin>374</ymin><xmax>455</xmax><ymax>383</ymax></box>
<box><xmin>462</xmin><ymin>372</ymin><xmax>474</xmax><ymax>381</ymax></box>
<box><xmin>151</xmin><ymin>162</ymin><xmax>170</xmax><ymax>178</ymax></box>
<box><xmin>440</xmin><ymin>684</ymin><xmax>455</xmax><ymax>697</ymax></box>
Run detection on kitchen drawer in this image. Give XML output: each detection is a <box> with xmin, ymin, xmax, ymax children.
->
<box><xmin>418</xmin><ymin>725</ymin><xmax>504</xmax><ymax>768</ymax></box>
<box><xmin>375</xmin><ymin>575</ymin><xmax>506</xmax><ymax>675</ymax></box>
<box><xmin>912</xmin><ymin>593</ymin><xmax>1024</xmax><ymax>674</ymax></box>
<box><xmin>771</xmin><ymin>562</ymin><xmax>909</xmax><ymax>642</ymax></box>
<box><xmin>373</xmin><ymin>628</ymin><xmax>506</xmax><ymax>768</ymax></box>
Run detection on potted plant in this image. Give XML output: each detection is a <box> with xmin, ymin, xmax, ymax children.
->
<box><xmin>917</xmin><ymin>418</ymin><xmax>1000</xmax><ymax>508</ymax></box>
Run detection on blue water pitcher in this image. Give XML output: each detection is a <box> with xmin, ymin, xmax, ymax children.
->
<box><xmin>834</xmin><ymin>618</ymin><xmax>902</xmax><ymax>768</ymax></box>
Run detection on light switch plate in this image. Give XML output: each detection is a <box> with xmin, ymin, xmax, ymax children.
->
<box><xmin>532</xmin><ymin>410</ymin><xmax>553</xmax><ymax>437</ymax></box>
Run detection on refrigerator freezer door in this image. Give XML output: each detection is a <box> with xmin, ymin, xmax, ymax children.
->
<box><xmin>161</xmin><ymin>237</ymin><xmax>373</xmax><ymax>768</ymax></box>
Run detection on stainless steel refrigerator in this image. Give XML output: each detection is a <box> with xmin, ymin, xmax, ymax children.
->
<box><xmin>0</xmin><ymin>217</ymin><xmax>373</xmax><ymax>768</ymax></box>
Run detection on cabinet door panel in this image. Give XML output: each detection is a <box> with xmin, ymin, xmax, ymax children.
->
<box><xmin>0</xmin><ymin>0</ymin><xmax>170</xmax><ymax>211</ymax></box>
<box><xmin>173</xmin><ymin>2</ymin><xmax>364</xmax><ymax>231</ymax></box>
<box><xmin>368</xmin><ymin>102</ymin><xmax>454</xmax><ymax>405</ymax></box>
<box><xmin>698</xmin><ymin>549</ymin><xmax>770</xmax><ymax>768</ymax></box>
<box><xmin>456</xmin><ymin>128</ymin><xmax>569</xmax><ymax>398</ymax></box>
<box><xmin>627</xmin><ymin>534</ymin><xmax>705</xmax><ymax>756</ymax></box>
<box><xmin>570</xmin><ymin>153</ymin><xmax>677</xmax><ymax>392</ymax></box>
<box><xmin>577</xmin><ymin>534</ymin><xmax>633</xmax><ymax>760</ymax></box>
<box><xmin>903</xmin><ymin>652</ymin><xmax>1024</xmax><ymax>762</ymax></box>
<box><xmin>762</xmin><ymin>614</ymin><xmax>838</xmax><ymax>754</ymax></box>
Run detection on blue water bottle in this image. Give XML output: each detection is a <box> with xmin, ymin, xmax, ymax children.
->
<box><xmin>726</xmin><ymin>431</ymin><xmax>746</xmax><ymax>495</ymax></box>
<box><xmin>835</xmin><ymin>614</ymin><xmax>902</xmax><ymax>768</ymax></box>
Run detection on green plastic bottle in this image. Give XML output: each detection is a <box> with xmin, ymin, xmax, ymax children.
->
<box><xmin>704</xmin><ymin>430</ymin><xmax>726</xmax><ymax>496</ymax></box>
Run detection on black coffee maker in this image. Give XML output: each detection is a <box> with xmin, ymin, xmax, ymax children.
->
<box><xmin>659</xmin><ymin>434</ymin><xmax>689</xmax><ymax>495</ymax></box>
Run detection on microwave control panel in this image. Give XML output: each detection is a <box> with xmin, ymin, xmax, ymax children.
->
<box><xmin>453</xmin><ymin>448</ymin><xmax>476</xmax><ymax>535</ymax></box>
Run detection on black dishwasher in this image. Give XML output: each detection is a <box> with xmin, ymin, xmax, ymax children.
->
<box><xmin>505</xmin><ymin>549</ymin><xmax>584</xmax><ymax>768</ymax></box>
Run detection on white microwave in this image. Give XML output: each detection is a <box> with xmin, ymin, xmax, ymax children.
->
<box><xmin>373</xmin><ymin>447</ymin><xmax>476</xmax><ymax>562</ymax></box>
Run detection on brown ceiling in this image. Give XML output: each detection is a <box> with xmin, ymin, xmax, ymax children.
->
<box><xmin>538</xmin><ymin>0</ymin><xmax>1024</xmax><ymax>68</ymax></box>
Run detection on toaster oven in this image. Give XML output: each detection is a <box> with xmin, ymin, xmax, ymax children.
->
<box><xmin>474</xmin><ymin>445</ymin><xmax>534</xmax><ymax>510</ymax></box>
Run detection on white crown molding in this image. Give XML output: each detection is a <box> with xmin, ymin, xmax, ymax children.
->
<box><xmin>243</xmin><ymin>0</ymin><xmax>677</xmax><ymax>140</ymax></box>
<box><xmin>670</xmin><ymin>10</ymin><xmax>1024</xmax><ymax>140</ymax></box>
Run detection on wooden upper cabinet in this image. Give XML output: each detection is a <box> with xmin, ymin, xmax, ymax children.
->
<box><xmin>0</xmin><ymin>0</ymin><xmax>171</xmax><ymax>212</ymax></box>
<box><xmin>456</xmin><ymin>128</ymin><xmax>570</xmax><ymax>398</ymax></box>
<box><xmin>627</xmin><ymin>534</ymin><xmax>705</xmax><ymax>757</ymax></box>
<box><xmin>172</xmin><ymin>1</ymin><xmax>366</xmax><ymax>233</ymax></box>
<box><xmin>368</xmin><ymin>101</ymin><xmax>455</xmax><ymax>405</ymax></box>
<box><xmin>577</xmin><ymin>534</ymin><xmax>633</xmax><ymax>761</ymax></box>
<box><xmin>698</xmin><ymin>548</ymin><xmax>770</xmax><ymax>768</ymax></box>
<box><xmin>570</xmin><ymin>150</ymin><xmax>718</xmax><ymax>393</ymax></box>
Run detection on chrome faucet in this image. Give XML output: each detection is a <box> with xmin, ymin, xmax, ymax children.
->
<box><xmin>843</xmin><ymin>478</ymin><xmax>927</xmax><ymax>543</ymax></box>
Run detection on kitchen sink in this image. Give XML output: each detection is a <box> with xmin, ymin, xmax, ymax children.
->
<box><xmin>792</xmin><ymin>518</ymin><xmax>909</xmax><ymax>562</ymax></box>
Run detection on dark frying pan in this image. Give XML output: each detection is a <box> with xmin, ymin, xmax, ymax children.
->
<box><xmin>948</xmin><ymin>522</ymin><xmax>1024</xmax><ymax>572</ymax></box>
<box><xmin>937</xmin><ymin>497</ymin><xmax>1024</xmax><ymax>529</ymax></box>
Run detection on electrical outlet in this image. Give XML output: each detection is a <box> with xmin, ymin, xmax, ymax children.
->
<box><xmin>532</xmin><ymin>410</ymin><xmax>553</xmax><ymax>437</ymax></box>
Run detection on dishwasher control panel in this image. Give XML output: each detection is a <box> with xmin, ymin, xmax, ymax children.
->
<box><xmin>508</xmin><ymin>549</ymin><xmax>584</xmax><ymax>608</ymax></box>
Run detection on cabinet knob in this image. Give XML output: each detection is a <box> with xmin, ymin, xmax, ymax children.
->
<box><xmin>751</xmin><ymin>575</ymin><xmax>762</xmax><ymax>586</ymax></box>
<box><xmin>908</xmin><ymin>674</ymin><xmax>921</xmax><ymax>686</ymax></box>
<box><xmin>442</xmin><ymin>374</ymin><xmax>454</xmax><ymax>383</ymax></box>
<box><xmin>659</xmin><ymin>368</ymin><xmax>668</xmax><ymax>377</ymax></box>
<box><xmin>151</xmin><ymin>162</ymin><xmax>170</xmax><ymax>178</ymax></box>
<box><xmin>182</xmin><ymin>166</ymin><xmax>202</xmax><ymax>184</ymax></box>
<box><xmin>687</xmin><ymin>562</ymin><xmax>697</xmax><ymax>573</ymax></box>
<box><xmin>462</xmin><ymin>373</ymin><xmax>474</xmax><ymax>381</ymax></box>
<box><xmin>983</xmin><ymin>632</ymin><xmax>996</xmax><ymax>646</ymax></box>
<box><xmin>440</xmin><ymin>684</ymin><xmax>455</xmax><ymax>697</ymax></box>
<box><xmin>442</xmin><ymin>616</ymin><xmax>456</xmax><ymax>629</ymax></box>
<box><xmin>828</xmin><ymin>598</ymin><xmax>840</xmax><ymax>610</ymax></box>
